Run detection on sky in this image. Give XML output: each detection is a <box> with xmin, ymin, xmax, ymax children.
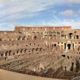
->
<box><xmin>0</xmin><ymin>0</ymin><xmax>80</xmax><ymax>30</ymax></box>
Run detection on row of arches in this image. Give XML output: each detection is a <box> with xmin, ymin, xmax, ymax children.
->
<box><xmin>69</xmin><ymin>33</ymin><xmax>79</xmax><ymax>39</ymax></box>
<box><xmin>0</xmin><ymin>47</ymin><xmax>45</xmax><ymax>59</ymax></box>
<box><xmin>0</xmin><ymin>48</ymin><xmax>27</xmax><ymax>58</ymax></box>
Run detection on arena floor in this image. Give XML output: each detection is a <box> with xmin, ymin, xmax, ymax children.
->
<box><xmin>0</xmin><ymin>69</ymin><xmax>67</xmax><ymax>80</ymax></box>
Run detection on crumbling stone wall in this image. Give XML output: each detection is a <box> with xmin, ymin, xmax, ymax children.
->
<box><xmin>0</xmin><ymin>26</ymin><xmax>80</xmax><ymax>72</ymax></box>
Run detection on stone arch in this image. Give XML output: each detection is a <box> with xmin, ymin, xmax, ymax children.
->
<box><xmin>5</xmin><ymin>51</ymin><xmax>8</xmax><ymax>56</ymax></box>
<box><xmin>9</xmin><ymin>50</ymin><xmax>11</xmax><ymax>56</ymax></box>
<box><xmin>70</xmin><ymin>62</ymin><xmax>74</xmax><ymax>71</ymax></box>
<box><xmin>13</xmin><ymin>52</ymin><xmax>15</xmax><ymax>55</ymax></box>
<box><xmin>69</xmin><ymin>33</ymin><xmax>73</xmax><ymax>39</ymax></box>
<box><xmin>36</xmin><ymin>48</ymin><xmax>38</xmax><ymax>51</ymax></box>
<box><xmin>32</xmin><ymin>48</ymin><xmax>34</xmax><ymax>52</ymax></box>
<box><xmin>40</xmin><ymin>48</ymin><xmax>42</xmax><ymax>51</ymax></box>
<box><xmin>53</xmin><ymin>44</ymin><xmax>57</xmax><ymax>47</ymax></box>
<box><xmin>76</xmin><ymin>35</ymin><xmax>79</xmax><ymax>39</ymax></box>
<box><xmin>17</xmin><ymin>49</ymin><xmax>19</xmax><ymax>54</ymax></box>
<box><xmin>12</xmin><ymin>50</ymin><xmax>16</xmax><ymax>56</ymax></box>
<box><xmin>34</xmin><ymin>35</ymin><xmax>37</xmax><ymax>40</ymax></box>
<box><xmin>24</xmin><ymin>49</ymin><xmax>26</xmax><ymax>53</ymax></box>
<box><xmin>0</xmin><ymin>38</ymin><xmax>2</xmax><ymax>41</ymax></box>
<box><xmin>67</xmin><ymin>44</ymin><xmax>71</xmax><ymax>50</ymax></box>
<box><xmin>22</xmin><ymin>36</ymin><xmax>26</xmax><ymax>40</ymax></box>
<box><xmin>20</xmin><ymin>49</ymin><xmax>23</xmax><ymax>53</ymax></box>
<box><xmin>17</xmin><ymin>36</ymin><xmax>21</xmax><ymax>40</ymax></box>
<box><xmin>1</xmin><ymin>53</ymin><xmax>3</xmax><ymax>57</ymax></box>
<box><xmin>77</xmin><ymin>46</ymin><xmax>80</xmax><ymax>51</ymax></box>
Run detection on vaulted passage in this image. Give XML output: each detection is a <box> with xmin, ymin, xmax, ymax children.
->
<box><xmin>67</xmin><ymin>44</ymin><xmax>71</xmax><ymax>50</ymax></box>
<box><xmin>69</xmin><ymin>33</ymin><xmax>73</xmax><ymax>39</ymax></box>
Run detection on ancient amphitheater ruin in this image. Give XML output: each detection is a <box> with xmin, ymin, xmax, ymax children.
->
<box><xmin>0</xmin><ymin>26</ymin><xmax>80</xmax><ymax>80</ymax></box>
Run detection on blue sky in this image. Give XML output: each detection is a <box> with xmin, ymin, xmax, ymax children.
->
<box><xmin>0</xmin><ymin>0</ymin><xmax>80</xmax><ymax>30</ymax></box>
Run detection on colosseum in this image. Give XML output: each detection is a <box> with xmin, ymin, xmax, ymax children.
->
<box><xmin>0</xmin><ymin>26</ymin><xmax>80</xmax><ymax>80</ymax></box>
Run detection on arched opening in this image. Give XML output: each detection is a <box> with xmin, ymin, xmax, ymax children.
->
<box><xmin>69</xmin><ymin>33</ymin><xmax>73</xmax><ymax>39</ymax></box>
<box><xmin>76</xmin><ymin>35</ymin><xmax>79</xmax><ymax>39</ymax></box>
<box><xmin>70</xmin><ymin>62</ymin><xmax>74</xmax><ymax>71</ymax></box>
<box><xmin>54</xmin><ymin>44</ymin><xmax>56</xmax><ymax>47</ymax></box>
<box><xmin>78</xmin><ymin>46</ymin><xmax>80</xmax><ymax>51</ymax></box>
<box><xmin>24</xmin><ymin>49</ymin><xmax>27</xmax><ymax>53</ymax></box>
<box><xmin>40</xmin><ymin>48</ymin><xmax>42</xmax><ymax>51</ymax></box>
<box><xmin>1</xmin><ymin>53</ymin><xmax>3</xmax><ymax>57</ymax></box>
<box><xmin>67</xmin><ymin>44</ymin><xmax>71</xmax><ymax>50</ymax></box>
<box><xmin>20</xmin><ymin>49</ymin><xmax>23</xmax><ymax>53</ymax></box>
<box><xmin>17</xmin><ymin>50</ymin><xmax>19</xmax><ymax>54</ymax></box>
<box><xmin>5</xmin><ymin>51</ymin><xmax>8</xmax><ymax>56</ymax></box>
<box><xmin>0</xmin><ymin>38</ymin><xmax>2</xmax><ymax>41</ymax></box>
<box><xmin>22</xmin><ymin>36</ymin><xmax>25</xmax><ymax>40</ymax></box>
<box><xmin>9</xmin><ymin>50</ymin><xmax>11</xmax><ymax>56</ymax></box>
<box><xmin>18</xmin><ymin>36</ymin><xmax>21</xmax><ymax>40</ymax></box>
<box><xmin>34</xmin><ymin>36</ymin><xmax>37</xmax><ymax>39</ymax></box>
<box><xmin>64</xmin><ymin>43</ymin><xmax>66</xmax><ymax>49</ymax></box>
<box><xmin>13</xmin><ymin>53</ymin><xmax>15</xmax><ymax>55</ymax></box>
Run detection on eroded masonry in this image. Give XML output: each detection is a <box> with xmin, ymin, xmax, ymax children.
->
<box><xmin>0</xmin><ymin>26</ymin><xmax>80</xmax><ymax>79</ymax></box>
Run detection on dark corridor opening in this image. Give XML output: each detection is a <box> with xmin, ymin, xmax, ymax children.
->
<box><xmin>67</xmin><ymin>44</ymin><xmax>71</xmax><ymax>50</ymax></box>
<box><xmin>69</xmin><ymin>33</ymin><xmax>73</xmax><ymax>39</ymax></box>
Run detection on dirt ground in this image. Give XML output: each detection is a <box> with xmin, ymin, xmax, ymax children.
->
<box><xmin>0</xmin><ymin>69</ymin><xmax>67</xmax><ymax>80</ymax></box>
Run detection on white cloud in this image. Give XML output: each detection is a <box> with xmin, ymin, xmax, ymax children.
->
<box><xmin>0</xmin><ymin>0</ymin><xmax>79</xmax><ymax>20</ymax></box>
<box><xmin>66</xmin><ymin>0</ymin><xmax>80</xmax><ymax>4</ymax></box>
<box><xmin>0</xmin><ymin>0</ymin><xmax>55</xmax><ymax>16</ymax></box>
<box><xmin>0</xmin><ymin>23</ymin><xmax>15</xmax><ymax>31</ymax></box>
<box><xmin>59</xmin><ymin>9</ymin><xmax>80</xmax><ymax>21</ymax></box>
<box><xmin>0</xmin><ymin>0</ymin><xmax>80</xmax><ymax>30</ymax></box>
<box><xmin>44</xmin><ymin>19</ymin><xmax>80</xmax><ymax>29</ymax></box>
<box><xmin>0</xmin><ymin>0</ymin><xmax>57</xmax><ymax>23</ymax></box>
<box><xmin>59</xmin><ymin>10</ymin><xmax>75</xmax><ymax>17</ymax></box>
<box><xmin>0</xmin><ymin>0</ymin><xmax>56</xmax><ymax>30</ymax></box>
<box><xmin>56</xmin><ymin>0</ymin><xmax>80</xmax><ymax>4</ymax></box>
<box><xmin>0</xmin><ymin>0</ymin><xmax>58</xmax><ymax>30</ymax></box>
